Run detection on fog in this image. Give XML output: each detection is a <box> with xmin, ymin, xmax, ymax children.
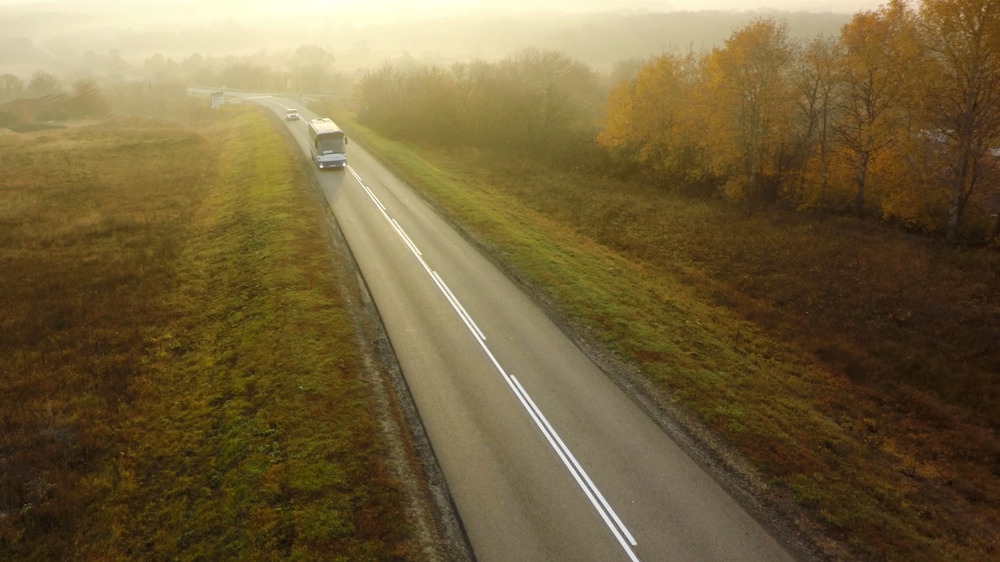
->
<box><xmin>0</xmin><ymin>0</ymin><xmax>880</xmax><ymax>80</ymax></box>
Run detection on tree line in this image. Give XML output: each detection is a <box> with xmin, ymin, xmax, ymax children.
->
<box><xmin>0</xmin><ymin>44</ymin><xmax>347</xmax><ymax>111</ymax></box>
<box><xmin>0</xmin><ymin>71</ymin><xmax>109</xmax><ymax>122</ymax></box>
<box><xmin>356</xmin><ymin>0</ymin><xmax>1000</xmax><ymax>244</ymax></box>
<box><xmin>355</xmin><ymin>48</ymin><xmax>608</xmax><ymax>164</ymax></box>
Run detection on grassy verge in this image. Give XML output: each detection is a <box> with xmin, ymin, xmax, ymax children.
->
<box><xmin>317</xmin><ymin>101</ymin><xmax>1000</xmax><ymax>561</ymax></box>
<box><xmin>0</xmin><ymin>105</ymin><xmax>421</xmax><ymax>559</ymax></box>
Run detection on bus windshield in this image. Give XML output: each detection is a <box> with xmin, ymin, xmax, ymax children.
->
<box><xmin>316</xmin><ymin>135</ymin><xmax>345</xmax><ymax>155</ymax></box>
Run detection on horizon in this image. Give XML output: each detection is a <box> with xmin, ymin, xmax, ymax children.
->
<box><xmin>0</xmin><ymin>0</ymin><xmax>876</xmax><ymax>75</ymax></box>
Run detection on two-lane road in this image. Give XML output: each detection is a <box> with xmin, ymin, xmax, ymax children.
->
<box><xmin>254</xmin><ymin>95</ymin><xmax>797</xmax><ymax>562</ymax></box>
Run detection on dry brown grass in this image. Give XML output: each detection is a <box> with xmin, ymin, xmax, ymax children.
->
<box><xmin>1</xmin><ymin>106</ymin><xmax>423</xmax><ymax>559</ymax></box>
<box><xmin>0</xmin><ymin>121</ymin><xmax>211</xmax><ymax>556</ymax></box>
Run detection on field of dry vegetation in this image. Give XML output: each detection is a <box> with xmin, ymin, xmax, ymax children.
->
<box><xmin>0</xmin><ymin>104</ymin><xmax>436</xmax><ymax>559</ymax></box>
<box><xmin>322</xmin><ymin>105</ymin><xmax>1000</xmax><ymax>561</ymax></box>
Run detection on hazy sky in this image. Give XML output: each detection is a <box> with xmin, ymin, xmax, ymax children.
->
<box><xmin>0</xmin><ymin>0</ymin><xmax>891</xmax><ymax>23</ymax></box>
<box><xmin>0</xmin><ymin>0</ymin><xmax>886</xmax><ymax>7</ymax></box>
<box><xmin>281</xmin><ymin>0</ymin><xmax>888</xmax><ymax>13</ymax></box>
<box><xmin>0</xmin><ymin>0</ymin><xmax>885</xmax><ymax>72</ymax></box>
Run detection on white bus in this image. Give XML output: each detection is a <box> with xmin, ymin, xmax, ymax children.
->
<box><xmin>307</xmin><ymin>118</ymin><xmax>348</xmax><ymax>169</ymax></box>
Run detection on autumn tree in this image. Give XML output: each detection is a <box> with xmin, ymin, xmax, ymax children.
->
<box><xmin>356</xmin><ymin>62</ymin><xmax>405</xmax><ymax>132</ymax></box>
<box><xmin>836</xmin><ymin>0</ymin><xmax>922</xmax><ymax>218</ymax></box>
<box><xmin>451</xmin><ymin>59</ymin><xmax>508</xmax><ymax>144</ymax></box>
<box><xmin>597</xmin><ymin>52</ymin><xmax>709</xmax><ymax>190</ymax></box>
<box><xmin>704</xmin><ymin>17</ymin><xmax>794</xmax><ymax>213</ymax></box>
<box><xmin>497</xmin><ymin>48</ymin><xmax>602</xmax><ymax>148</ymax></box>
<box><xmin>358</xmin><ymin>50</ymin><xmax>600</xmax><ymax>161</ymax></box>
<box><xmin>400</xmin><ymin>65</ymin><xmax>461</xmax><ymax>143</ymax></box>
<box><xmin>920</xmin><ymin>0</ymin><xmax>1000</xmax><ymax>242</ymax></box>
<box><xmin>790</xmin><ymin>35</ymin><xmax>842</xmax><ymax>208</ymax></box>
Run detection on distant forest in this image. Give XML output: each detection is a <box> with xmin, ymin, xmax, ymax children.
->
<box><xmin>2</xmin><ymin>3</ymin><xmax>998</xmax><ymax>244</ymax></box>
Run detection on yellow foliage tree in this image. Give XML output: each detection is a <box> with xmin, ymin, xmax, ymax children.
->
<box><xmin>597</xmin><ymin>52</ymin><xmax>708</xmax><ymax>189</ymax></box>
<box><xmin>835</xmin><ymin>0</ymin><xmax>922</xmax><ymax>218</ymax></box>
<box><xmin>790</xmin><ymin>35</ymin><xmax>842</xmax><ymax>209</ymax></box>
<box><xmin>703</xmin><ymin>17</ymin><xmax>794</xmax><ymax>213</ymax></box>
<box><xmin>920</xmin><ymin>0</ymin><xmax>1000</xmax><ymax>242</ymax></box>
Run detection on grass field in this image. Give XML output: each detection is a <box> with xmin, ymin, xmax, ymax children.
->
<box><xmin>317</xmin><ymin>101</ymin><xmax>1000</xmax><ymax>561</ymax></box>
<box><xmin>0</xmin><ymin>104</ymin><xmax>434</xmax><ymax>559</ymax></box>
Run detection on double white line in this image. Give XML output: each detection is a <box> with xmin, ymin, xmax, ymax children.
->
<box><xmin>348</xmin><ymin>165</ymin><xmax>640</xmax><ymax>561</ymax></box>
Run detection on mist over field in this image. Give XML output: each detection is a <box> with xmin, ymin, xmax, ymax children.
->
<box><xmin>5</xmin><ymin>1</ymin><xmax>1000</xmax><ymax>561</ymax></box>
<box><xmin>0</xmin><ymin>0</ymin><xmax>861</xmax><ymax>76</ymax></box>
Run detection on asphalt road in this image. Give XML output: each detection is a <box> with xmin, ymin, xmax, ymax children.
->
<box><xmin>253</xmin><ymin>95</ymin><xmax>797</xmax><ymax>562</ymax></box>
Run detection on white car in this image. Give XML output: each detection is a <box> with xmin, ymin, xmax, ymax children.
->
<box><xmin>285</xmin><ymin>108</ymin><xmax>300</xmax><ymax>121</ymax></box>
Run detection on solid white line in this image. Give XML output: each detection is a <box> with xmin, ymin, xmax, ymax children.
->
<box><xmin>391</xmin><ymin>219</ymin><xmax>422</xmax><ymax>257</ymax></box>
<box><xmin>508</xmin><ymin>375</ymin><xmax>641</xmax><ymax>561</ymax></box>
<box><xmin>431</xmin><ymin>271</ymin><xmax>486</xmax><ymax>341</ymax></box>
<box><xmin>429</xmin><ymin>272</ymin><xmax>482</xmax><ymax>340</ymax></box>
<box><xmin>348</xmin><ymin>165</ymin><xmax>364</xmax><ymax>184</ymax></box>
<box><xmin>363</xmin><ymin>184</ymin><xmax>387</xmax><ymax>211</ymax></box>
<box><xmin>452</xmin><ymin>306</ymin><xmax>640</xmax><ymax>561</ymax></box>
<box><xmin>511</xmin><ymin>375</ymin><xmax>638</xmax><ymax>547</ymax></box>
<box><xmin>390</xmin><ymin>219</ymin><xmax>422</xmax><ymax>259</ymax></box>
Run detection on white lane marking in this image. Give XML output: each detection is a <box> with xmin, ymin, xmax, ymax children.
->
<box><xmin>431</xmin><ymin>271</ymin><xmax>486</xmax><ymax>341</ymax></box>
<box><xmin>391</xmin><ymin>219</ymin><xmax>422</xmax><ymax>257</ymax></box>
<box><xmin>510</xmin><ymin>375</ymin><xmax>638</xmax><ymax>547</ymax></box>
<box><xmin>349</xmin><ymin>165</ymin><xmax>366</xmax><ymax>186</ymax></box>
<box><xmin>361</xmin><ymin>182</ymin><xmax>387</xmax><ymax>212</ymax></box>
<box><xmin>509</xmin><ymin>376</ymin><xmax>640</xmax><ymax>560</ymax></box>
<box><xmin>346</xmin><ymin>165</ymin><xmax>639</xmax><ymax>561</ymax></box>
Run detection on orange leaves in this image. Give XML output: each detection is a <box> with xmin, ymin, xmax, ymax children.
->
<box><xmin>703</xmin><ymin>18</ymin><xmax>795</xmax><ymax>209</ymax></box>
<box><xmin>920</xmin><ymin>0</ymin><xmax>1000</xmax><ymax>241</ymax></box>
<box><xmin>594</xmin><ymin>2</ymin><xmax>1000</xmax><ymax>241</ymax></box>
<box><xmin>596</xmin><ymin>79</ymin><xmax>634</xmax><ymax>151</ymax></box>
<box><xmin>597</xmin><ymin>53</ymin><xmax>708</xmax><ymax>187</ymax></box>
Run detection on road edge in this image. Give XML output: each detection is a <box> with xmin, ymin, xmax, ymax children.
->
<box><xmin>266</xmin><ymin>106</ymin><xmax>476</xmax><ymax>562</ymax></box>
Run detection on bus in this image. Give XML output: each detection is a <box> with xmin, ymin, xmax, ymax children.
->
<box><xmin>307</xmin><ymin>118</ymin><xmax>348</xmax><ymax>169</ymax></box>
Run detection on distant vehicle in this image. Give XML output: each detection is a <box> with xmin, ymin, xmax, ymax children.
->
<box><xmin>285</xmin><ymin>108</ymin><xmax>299</xmax><ymax>121</ymax></box>
<box><xmin>307</xmin><ymin>118</ymin><xmax>348</xmax><ymax>169</ymax></box>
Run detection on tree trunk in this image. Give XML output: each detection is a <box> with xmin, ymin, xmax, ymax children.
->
<box><xmin>947</xmin><ymin>149</ymin><xmax>974</xmax><ymax>244</ymax></box>
<box><xmin>855</xmin><ymin>151</ymin><xmax>870</xmax><ymax>218</ymax></box>
<box><xmin>988</xmin><ymin>212</ymin><xmax>1000</xmax><ymax>243</ymax></box>
<box><xmin>820</xmin><ymin>143</ymin><xmax>829</xmax><ymax>209</ymax></box>
<box><xmin>946</xmin><ymin>189</ymin><xmax>962</xmax><ymax>244</ymax></box>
